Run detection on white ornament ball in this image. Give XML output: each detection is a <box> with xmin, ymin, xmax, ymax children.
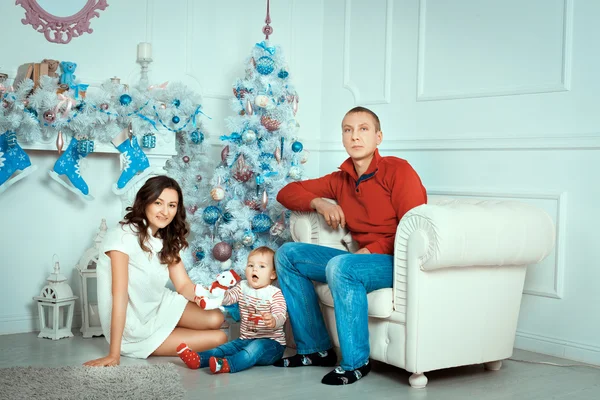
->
<box><xmin>220</xmin><ymin>260</ymin><xmax>232</xmax><ymax>270</ymax></box>
<box><xmin>300</xmin><ymin>150</ymin><xmax>309</xmax><ymax>164</ymax></box>
<box><xmin>242</xmin><ymin>130</ymin><xmax>257</xmax><ymax>143</ymax></box>
<box><xmin>210</xmin><ymin>186</ymin><xmax>225</xmax><ymax>201</ymax></box>
<box><xmin>254</xmin><ymin>95</ymin><xmax>270</xmax><ymax>108</ymax></box>
<box><xmin>289</xmin><ymin>166</ymin><xmax>302</xmax><ymax>180</ymax></box>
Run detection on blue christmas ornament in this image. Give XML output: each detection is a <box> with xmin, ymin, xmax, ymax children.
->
<box><xmin>278</xmin><ymin>70</ymin><xmax>289</xmax><ymax>79</ymax></box>
<box><xmin>291</xmin><ymin>141</ymin><xmax>303</xmax><ymax>153</ymax></box>
<box><xmin>242</xmin><ymin>230</ymin><xmax>256</xmax><ymax>247</ymax></box>
<box><xmin>256</xmin><ymin>56</ymin><xmax>275</xmax><ymax>75</ymax></box>
<box><xmin>255</xmin><ymin>174</ymin><xmax>265</xmax><ymax>186</ymax></box>
<box><xmin>173</xmin><ymin>99</ymin><xmax>181</xmax><ymax>107</ymax></box>
<box><xmin>252</xmin><ymin>214</ymin><xmax>273</xmax><ymax>233</ymax></box>
<box><xmin>119</xmin><ymin>94</ymin><xmax>132</xmax><ymax>106</ymax></box>
<box><xmin>195</xmin><ymin>249</ymin><xmax>205</xmax><ymax>261</ymax></box>
<box><xmin>172</xmin><ymin>116</ymin><xmax>180</xmax><ymax>124</ymax></box>
<box><xmin>202</xmin><ymin>206</ymin><xmax>220</xmax><ymax>225</ymax></box>
<box><xmin>190</xmin><ymin>130</ymin><xmax>205</xmax><ymax>144</ymax></box>
<box><xmin>222</xmin><ymin>212</ymin><xmax>233</xmax><ymax>222</ymax></box>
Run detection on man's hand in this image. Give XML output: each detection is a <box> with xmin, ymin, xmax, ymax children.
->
<box><xmin>310</xmin><ymin>198</ymin><xmax>346</xmax><ymax>230</ymax></box>
<box><xmin>354</xmin><ymin>248</ymin><xmax>371</xmax><ymax>255</ymax></box>
<box><xmin>261</xmin><ymin>312</ymin><xmax>277</xmax><ymax>328</ymax></box>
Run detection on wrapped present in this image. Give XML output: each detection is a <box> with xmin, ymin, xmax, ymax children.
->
<box><xmin>77</xmin><ymin>139</ymin><xmax>94</xmax><ymax>156</ymax></box>
<box><xmin>142</xmin><ymin>133</ymin><xmax>156</xmax><ymax>149</ymax></box>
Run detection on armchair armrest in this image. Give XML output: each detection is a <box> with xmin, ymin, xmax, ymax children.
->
<box><xmin>290</xmin><ymin>199</ymin><xmax>356</xmax><ymax>252</ymax></box>
<box><xmin>396</xmin><ymin>198</ymin><xmax>555</xmax><ymax>271</ymax></box>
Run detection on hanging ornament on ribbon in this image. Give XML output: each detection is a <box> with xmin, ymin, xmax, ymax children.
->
<box><xmin>232</xmin><ymin>154</ymin><xmax>253</xmax><ymax>182</ymax></box>
<box><xmin>274</xmin><ymin>147</ymin><xmax>281</xmax><ymax>163</ymax></box>
<box><xmin>211</xmin><ymin>177</ymin><xmax>225</xmax><ymax>201</ymax></box>
<box><xmin>245</xmin><ymin>98</ymin><xmax>253</xmax><ymax>116</ymax></box>
<box><xmin>56</xmin><ymin>130</ymin><xmax>64</xmax><ymax>155</ymax></box>
<box><xmin>270</xmin><ymin>213</ymin><xmax>285</xmax><ymax>236</ymax></box>
<box><xmin>242</xmin><ymin>230</ymin><xmax>256</xmax><ymax>247</ymax></box>
<box><xmin>212</xmin><ymin>241</ymin><xmax>233</xmax><ymax>262</ymax></box>
<box><xmin>252</xmin><ymin>214</ymin><xmax>273</xmax><ymax>233</ymax></box>
<box><xmin>292</xmin><ymin>95</ymin><xmax>298</xmax><ymax>115</ymax></box>
<box><xmin>221</xmin><ymin>145</ymin><xmax>230</xmax><ymax>164</ymax></box>
<box><xmin>255</xmin><ymin>174</ymin><xmax>265</xmax><ymax>196</ymax></box>
<box><xmin>261</xmin><ymin>189</ymin><xmax>268</xmax><ymax>210</ymax></box>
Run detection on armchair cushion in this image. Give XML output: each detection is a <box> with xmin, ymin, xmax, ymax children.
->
<box><xmin>314</xmin><ymin>283</ymin><xmax>398</xmax><ymax>320</ymax></box>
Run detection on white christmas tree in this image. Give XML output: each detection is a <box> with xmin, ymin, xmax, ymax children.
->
<box><xmin>183</xmin><ymin>39</ymin><xmax>308</xmax><ymax>285</ymax></box>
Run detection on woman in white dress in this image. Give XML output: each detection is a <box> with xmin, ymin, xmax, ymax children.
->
<box><xmin>84</xmin><ymin>176</ymin><xmax>227</xmax><ymax>367</ymax></box>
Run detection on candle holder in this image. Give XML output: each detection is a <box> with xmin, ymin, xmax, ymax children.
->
<box><xmin>137</xmin><ymin>57</ymin><xmax>153</xmax><ymax>88</ymax></box>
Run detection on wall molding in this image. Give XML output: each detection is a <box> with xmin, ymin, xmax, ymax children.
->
<box><xmin>0</xmin><ymin>311</ymin><xmax>83</xmax><ymax>336</ymax></box>
<box><xmin>515</xmin><ymin>330</ymin><xmax>600</xmax><ymax>366</ymax></box>
<box><xmin>343</xmin><ymin>0</ymin><xmax>393</xmax><ymax>105</ymax></box>
<box><xmin>416</xmin><ymin>0</ymin><xmax>574</xmax><ymax>101</ymax></box>
<box><xmin>427</xmin><ymin>188</ymin><xmax>566</xmax><ymax>299</ymax></box>
<box><xmin>319</xmin><ymin>133</ymin><xmax>600</xmax><ymax>151</ymax></box>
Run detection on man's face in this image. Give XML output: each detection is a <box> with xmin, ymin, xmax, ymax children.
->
<box><xmin>341</xmin><ymin>112</ymin><xmax>382</xmax><ymax>162</ymax></box>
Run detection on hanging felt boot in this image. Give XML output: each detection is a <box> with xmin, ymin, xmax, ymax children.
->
<box><xmin>0</xmin><ymin>131</ymin><xmax>38</xmax><ymax>195</ymax></box>
<box><xmin>48</xmin><ymin>135</ymin><xmax>93</xmax><ymax>201</ymax></box>
<box><xmin>111</xmin><ymin>126</ymin><xmax>151</xmax><ymax>195</ymax></box>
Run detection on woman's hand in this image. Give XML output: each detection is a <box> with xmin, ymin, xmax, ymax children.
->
<box><xmin>310</xmin><ymin>198</ymin><xmax>346</xmax><ymax>230</ymax></box>
<box><xmin>83</xmin><ymin>353</ymin><xmax>120</xmax><ymax>367</ymax></box>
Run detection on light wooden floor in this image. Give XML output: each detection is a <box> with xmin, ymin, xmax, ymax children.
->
<box><xmin>0</xmin><ymin>332</ymin><xmax>599</xmax><ymax>400</ymax></box>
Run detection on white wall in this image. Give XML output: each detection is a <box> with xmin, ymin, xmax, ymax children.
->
<box><xmin>2</xmin><ymin>0</ymin><xmax>598</xmax><ymax>368</ymax></box>
<box><xmin>0</xmin><ymin>0</ymin><xmax>324</xmax><ymax>334</ymax></box>
<box><xmin>319</xmin><ymin>0</ymin><xmax>600</xmax><ymax>365</ymax></box>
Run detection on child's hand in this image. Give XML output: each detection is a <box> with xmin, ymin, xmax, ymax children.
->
<box><xmin>261</xmin><ymin>312</ymin><xmax>276</xmax><ymax>328</ymax></box>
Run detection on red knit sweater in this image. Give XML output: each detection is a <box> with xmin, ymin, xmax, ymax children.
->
<box><xmin>277</xmin><ymin>149</ymin><xmax>427</xmax><ymax>255</ymax></box>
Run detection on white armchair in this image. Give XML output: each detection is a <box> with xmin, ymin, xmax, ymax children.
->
<box><xmin>289</xmin><ymin>195</ymin><xmax>555</xmax><ymax>388</ymax></box>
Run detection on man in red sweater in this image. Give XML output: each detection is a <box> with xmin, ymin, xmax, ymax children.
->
<box><xmin>274</xmin><ymin>106</ymin><xmax>427</xmax><ymax>385</ymax></box>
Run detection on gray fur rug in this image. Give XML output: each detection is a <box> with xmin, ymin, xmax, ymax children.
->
<box><xmin>0</xmin><ymin>363</ymin><xmax>185</xmax><ymax>400</ymax></box>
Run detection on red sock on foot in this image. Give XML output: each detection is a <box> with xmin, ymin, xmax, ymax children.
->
<box><xmin>177</xmin><ymin>343</ymin><xmax>200</xmax><ymax>369</ymax></box>
<box><xmin>209</xmin><ymin>357</ymin><xmax>230</xmax><ymax>374</ymax></box>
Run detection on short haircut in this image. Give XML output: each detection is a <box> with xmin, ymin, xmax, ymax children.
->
<box><xmin>248</xmin><ymin>246</ymin><xmax>276</xmax><ymax>269</ymax></box>
<box><xmin>345</xmin><ymin>106</ymin><xmax>381</xmax><ymax>132</ymax></box>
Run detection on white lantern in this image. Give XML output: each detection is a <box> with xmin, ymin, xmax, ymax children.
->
<box><xmin>77</xmin><ymin>218</ymin><xmax>107</xmax><ymax>338</ymax></box>
<box><xmin>33</xmin><ymin>255</ymin><xmax>77</xmax><ymax>340</ymax></box>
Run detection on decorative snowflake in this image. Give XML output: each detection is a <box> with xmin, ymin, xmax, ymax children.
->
<box><xmin>120</xmin><ymin>151</ymin><xmax>131</xmax><ymax>171</ymax></box>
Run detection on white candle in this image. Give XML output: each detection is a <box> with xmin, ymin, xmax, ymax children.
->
<box><xmin>137</xmin><ymin>42</ymin><xmax>152</xmax><ymax>60</ymax></box>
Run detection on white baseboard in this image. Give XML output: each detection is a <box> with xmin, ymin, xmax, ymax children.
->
<box><xmin>515</xmin><ymin>330</ymin><xmax>600</xmax><ymax>366</ymax></box>
<box><xmin>0</xmin><ymin>313</ymin><xmax>82</xmax><ymax>336</ymax></box>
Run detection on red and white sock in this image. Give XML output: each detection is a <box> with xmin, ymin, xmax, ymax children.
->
<box><xmin>209</xmin><ymin>357</ymin><xmax>230</xmax><ymax>374</ymax></box>
<box><xmin>177</xmin><ymin>343</ymin><xmax>200</xmax><ymax>369</ymax></box>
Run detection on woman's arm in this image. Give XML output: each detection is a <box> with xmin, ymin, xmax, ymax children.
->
<box><xmin>168</xmin><ymin>260</ymin><xmax>196</xmax><ymax>301</ymax></box>
<box><xmin>83</xmin><ymin>251</ymin><xmax>129</xmax><ymax>367</ymax></box>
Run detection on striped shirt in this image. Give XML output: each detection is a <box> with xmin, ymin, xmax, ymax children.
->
<box><xmin>222</xmin><ymin>281</ymin><xmax>287</xmax><ymax>346</ymax></box>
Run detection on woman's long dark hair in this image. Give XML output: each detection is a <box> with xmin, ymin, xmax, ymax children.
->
<box><xmin>121</xmin><ymin>175</ymin><xmax>189</xmax><ymax>265</ymax></box>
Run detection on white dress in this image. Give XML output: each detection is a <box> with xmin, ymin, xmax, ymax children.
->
<box><xmin>96</xmin><ymin>224</ymin><xmax>188</xmax><ymax>358</ymax></box>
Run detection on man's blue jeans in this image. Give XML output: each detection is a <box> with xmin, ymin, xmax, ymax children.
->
<box><xmin>275</xmin><ymin>242</ymin><xmax>393</xmax><ymax>370</ymax></box>
<box><xmin>197</xmin><ymin>338</ymin><xmax>285</xmax><ymax>373</ymax></box>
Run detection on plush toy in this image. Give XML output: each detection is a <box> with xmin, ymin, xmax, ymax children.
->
<box><xmin>42</xmin><ymin>59</ymin><xmax>60</xmax><ymax>78</ymax></box>
<box><xmin>194</xmin><ymin>269</ymin><xmax>242</xmax><ymax>310</ymax></box>
<box><xmin>59</xmin><ymin>61</ymin><xmax>77</xmax><ymax>86</ymax></box>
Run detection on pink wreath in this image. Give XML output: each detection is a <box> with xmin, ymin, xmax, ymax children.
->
<box><xmin>16</xmin><ymin>0</ymin><xmax>109</xmax><ymax>44</ymax></box>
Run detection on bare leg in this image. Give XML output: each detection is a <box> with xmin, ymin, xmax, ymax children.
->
<box><xmin>151</xmin><ymin>303</ymin><xmax>227</xmax><ymax>356</ymax></box>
